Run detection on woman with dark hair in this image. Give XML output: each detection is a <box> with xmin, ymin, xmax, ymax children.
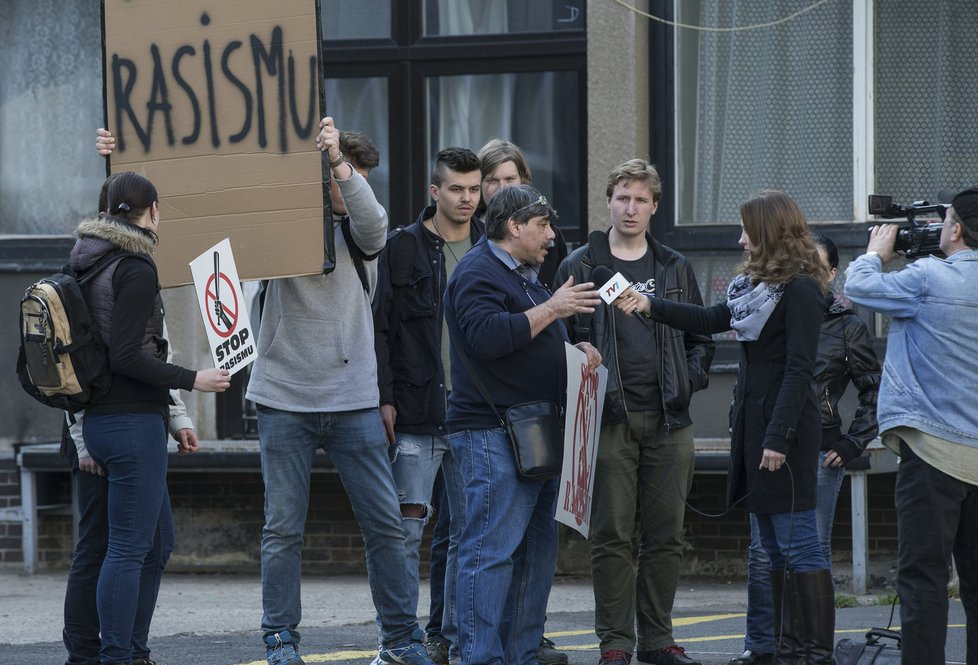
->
<box><xmin>70</xmin><ymin>171</ymin><xmax>229</xmax><ymax>665</ymax></box>
<box><xmin>616</xmin><ymin>191</ymin><xmax>835</xmax><ymax>664</ymax></box>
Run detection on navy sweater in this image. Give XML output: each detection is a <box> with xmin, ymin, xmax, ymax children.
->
<box><xmin>445</xmin><ymin>237</ymin><xmax>569</xmax><ymax>432</ymax></box>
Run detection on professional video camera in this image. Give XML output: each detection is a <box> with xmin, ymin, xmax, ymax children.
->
<box><xmin>868</xmin><ymin>194</ymin><xmax>949</xmax><ymax>259</ymax></box>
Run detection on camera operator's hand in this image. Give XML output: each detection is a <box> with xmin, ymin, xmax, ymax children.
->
<box><xmin>866</xmin><ymin>224</ymin><xmax>899</xmax><ymax>263</ymax></box>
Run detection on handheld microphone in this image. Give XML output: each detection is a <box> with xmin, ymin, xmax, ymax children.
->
<box><xmin>590</xmin><ymin>265</ymin><xmax>631</xmax><ymax>304</ymax></box>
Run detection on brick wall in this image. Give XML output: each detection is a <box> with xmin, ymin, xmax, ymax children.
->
<box><xmin>6</xmin><ymin>467</ymin><xmax>898</xmax><ymax>576</ymax></box>
<box><xmin>0</xmin><ymin>459</ymin><xmax>24</xmax><ymax>565</ymax></box>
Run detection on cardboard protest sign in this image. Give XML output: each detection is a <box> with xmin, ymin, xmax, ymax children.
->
<box><xmin>102</xmin><ymin>0</ymin><xmax>331</xmax><ymax>288</ymax></box>
<box><xmin>189</xmin><ymin>239</ymin><xmax>257</xmax><ymax>374</ymax></box>
<box><xmin>556</xmin><ymin>342</ymin><xmax>607</xmax><ymax>537</ymax></box>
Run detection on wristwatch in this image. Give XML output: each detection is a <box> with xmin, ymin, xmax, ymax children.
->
<box><xmin>328</xmin><ymin>151</ymin><xmax>345</xmax><ymax>168</ymax></box>
<box><xmin>865</xmin><ymin>250</ymin><xmax>880</xmax><ymax>259</ymax></box>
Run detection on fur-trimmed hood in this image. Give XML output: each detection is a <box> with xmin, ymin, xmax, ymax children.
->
<box><xmin>69</xmin><ymin>215</ymin><xmax>156</xmax><ymax>273</ymax></box>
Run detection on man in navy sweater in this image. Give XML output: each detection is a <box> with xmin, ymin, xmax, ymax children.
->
<box><xmin>445</xmin><ymin>184</ymin><xmax>601</xmax><ymax>665</ymax></box>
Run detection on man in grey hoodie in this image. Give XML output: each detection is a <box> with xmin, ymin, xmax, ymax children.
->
<box><xmin>244</xmin><ymin>118</ymin><xmax>434</xmax><ymax>665</ymax></box>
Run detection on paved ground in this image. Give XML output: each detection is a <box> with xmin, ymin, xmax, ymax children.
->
<box><xmin>0</xmin><ymin>569</ymin><xmax>968</xmax><ymax>664</ymax></box>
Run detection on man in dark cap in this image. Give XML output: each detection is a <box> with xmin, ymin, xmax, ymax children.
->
<box><xmin>845</xmin><ymin>187</ymin><xmax>978</xmax><ymax>665</ymax></box>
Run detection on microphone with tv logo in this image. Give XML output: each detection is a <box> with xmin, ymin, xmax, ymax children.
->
<box><xmin>590</xmin><ymin>265</ymin><xmax>631</xmax><ymax>305</ymax></box>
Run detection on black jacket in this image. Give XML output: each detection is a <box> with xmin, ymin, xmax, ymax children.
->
<box><xmin>373</xmin><ymin>206</ymin><xmax>485</xmax><ymax>435</ymax></box>
<box><xmin>649</xmin><ymin>275</ymin><xmax>824</xmax><ymax>514</ymax></box>
<box><xmin>816</xmin><ymin>294</ymin><xmax>881</xmax><ymax>463</ymax></box>
<box><xmin>555</xmin><ymin>230</ymin><xmax>715</xmax><ymax>430</ymax></box>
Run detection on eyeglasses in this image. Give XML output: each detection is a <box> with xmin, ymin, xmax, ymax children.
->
<box><xmin>512</xmin><ymin>195</ymin><xmax>550</xmax><ymax>216</ymax></box>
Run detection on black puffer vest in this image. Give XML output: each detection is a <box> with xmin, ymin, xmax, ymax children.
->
<box><xmin>70</xmin><ymin>216</ymin><xmax>166</xmax><ymax>361</ymax></box>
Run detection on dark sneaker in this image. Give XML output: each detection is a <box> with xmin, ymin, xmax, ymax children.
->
<box><xmin>728</xmin><ymin>650</ymin><xmax>773</xmax><ymax>665</ymax></box>
<box><xmin>637</xmin><ymin>645</ymin><xmax>702</xmax><ymax>665</ymax></box>
<box><xmin>265</xmin><ymin>630</ymin><xmax>305</xmax><ymax>665</ymax></box>
<box><xmin>538</xmin><ymin>636</ymin><xmax>569</xmax><ymax>665</ymax></box>
<box><xmin>599</xmin><ymin>649</ymin><xmax>633</xmax><ymax>665</ymax></box>
<box><xmin>379</xmin><ymin>630</ymin><xmax>435</xmax><ymax>665</ymax></box>
<box><xmin>425</xmin><ymin>634</ymin><xmax>451</xmax><ymax>665</ymax></box>
<box><xmin>132</xmin><ymin>659</ymin><xmax>157</xmax><ymax>665</ymax></box>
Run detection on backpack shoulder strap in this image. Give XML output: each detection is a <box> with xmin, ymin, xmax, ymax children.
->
<box><xmin>76</xmin><ymin>250</ymin><xmax>154</xmax><ymax>286</ymax></box>
<box><xmin>341</xmin><ymin>217</ymin><xmax>380</xmax><ymax>294</ymax></box>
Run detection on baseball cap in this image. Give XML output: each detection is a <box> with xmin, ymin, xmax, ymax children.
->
<box><xmin>951</xmin><ymin>187</ymin><xmax>978</xmax><ymax>231</ymax></box>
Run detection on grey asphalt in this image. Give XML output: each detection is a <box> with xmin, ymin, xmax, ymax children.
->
<box><xmin>0</xmin><ymin>569</ymin><xmax>968</xmax><ymax>664</ymax></box>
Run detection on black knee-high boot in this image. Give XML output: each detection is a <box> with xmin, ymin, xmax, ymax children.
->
<box><xmin>792</xmin><ymin>569</ymin><xmax>835</xmax><ymax>664</ymax></box>
<box><xmin>772</xmin><ymin>570</ymin><xmax>805</xmax><ymax>665</ymax></box>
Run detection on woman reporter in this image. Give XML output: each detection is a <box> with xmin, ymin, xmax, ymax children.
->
<box><xmin>617</xmin><ymin>191</ymin><xmax>835</xmax><ymax>665</ymax></box>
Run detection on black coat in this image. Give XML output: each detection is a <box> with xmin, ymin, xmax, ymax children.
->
<box><xmin>649</xmin><ymin>275</ymin><xmax>824</xmax><ymax>514</ymax></box>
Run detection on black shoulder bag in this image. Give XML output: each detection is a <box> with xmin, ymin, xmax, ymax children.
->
<box><xmin>455</xmin><ymin>350</ymin><xmax>564</xmax><ymax>480</ymax></box>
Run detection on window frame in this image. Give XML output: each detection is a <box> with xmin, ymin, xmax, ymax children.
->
<box><xmin>648</xmin><ymin>0</ymin><xmax>875</xmax><ymax>254</ymax></box>
<box><xmin>322</xmin><ymin>0</ymin><xmax>588</xmax><ymax>241</ymax></box>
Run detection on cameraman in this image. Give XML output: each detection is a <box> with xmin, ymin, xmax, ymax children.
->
<box><xmin>845</xmin><ymin>187</ymin><xmax>978</xmax><ymax>665</ymax></box>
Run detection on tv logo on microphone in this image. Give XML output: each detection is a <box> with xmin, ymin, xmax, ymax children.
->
<box><xmin>597</xmin><ymin>272</ymin><xmax>632</xmax><ymax>304</ymax></box>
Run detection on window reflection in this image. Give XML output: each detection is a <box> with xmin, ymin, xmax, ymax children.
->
<box><xmin>324</xmin><ymin>78</ymin><xmax>390</xmax><ymax>212</ymax></box>
<box><xmin>423</xmin><ymin>0</ymin><xmax>584</xmax><ymax>36</ymax></box>
<box><xmin>322</xmin><ymin>0</ymin><xmax>391</xmax><ymax>41</ymax></box>
<box><xmin>428</xmin><ymin>71</ymin><xmax>580</xmax><ymax>235</ymax></box>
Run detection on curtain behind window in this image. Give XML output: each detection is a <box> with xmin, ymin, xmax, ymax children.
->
<box><xmin>675</xmin><ymin>1</ymin><xmax>852</xmax><ymax>224</ymax></box>
<box><xmin>428</xmin><ymin>71</ymin><xmax>580</xmax><ymax>235</ymax></box>
<box><xmin>875</xmin><ymin>1</ymin><xmax>978</xmax><ymax>202</ymax></box>
<box><xmin>0</xmin><ymin>0</ymin><xmax>104</xmax><ymax>234</ymax></box>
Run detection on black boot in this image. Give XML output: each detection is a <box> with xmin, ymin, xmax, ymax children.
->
<box><xmin>772</xmin><ymin>570</ymin><xmax>804</xmax><ymax>665</ymax></box>
<box><xmin>792</xmin><ymin>569</ymin><xmax>835</xmax><ymax>665</ymax></box>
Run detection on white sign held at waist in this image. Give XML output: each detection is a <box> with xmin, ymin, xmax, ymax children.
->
<box><xmin>189</xmin><ymin>239</ymin><xmax>256</xmax><ymax>375</ymax></box>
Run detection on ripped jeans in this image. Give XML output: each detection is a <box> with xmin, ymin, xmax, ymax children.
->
<box><xmin>390</xmin><ymin>432</ymin><xmax>465</xmax><ymax>647</ymax></box>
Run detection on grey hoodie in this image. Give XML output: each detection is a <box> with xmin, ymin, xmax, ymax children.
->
<box><xmin>246</xmin><ymin>169</ymin><xmax>388</xmax><ymax>412</ymax></box>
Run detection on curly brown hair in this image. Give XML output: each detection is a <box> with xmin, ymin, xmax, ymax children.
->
<box><xmin>737</xmin><ymin>190</ymin><xmax>828</xmax><ymax>288</ymax></box>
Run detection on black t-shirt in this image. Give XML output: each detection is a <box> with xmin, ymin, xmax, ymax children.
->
<box><xmin>611</xmin><ymin>252</ymin><xmax>661</xmax><ymax>412</ymax></box>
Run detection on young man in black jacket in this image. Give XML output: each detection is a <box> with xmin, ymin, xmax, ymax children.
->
<box><xmin>556</xmin><ymin>159</ymin><xmax>715</xmax><ymax>665</ymax></box>
<box><xmin>372</xmin><ymin>147</ymin><xmax>483</xmax><ymax>664</ymax></box>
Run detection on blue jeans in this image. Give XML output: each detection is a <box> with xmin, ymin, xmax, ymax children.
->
<box><xmin>450</xmin><ymin>427</ymin><xmax>559</xmax><ymax>665</ymax></box>
<box><xmin>257</xmin><ymin>405</ymin><xmax>419</xmax><ymax>648</ymax></box>
<box><xmin>82</xmin><ymin>413</ymin><xmax>173</xmax><ymax>665</ymax></box>
<box><xmin>390</xmin><ymin>432</ymin><xmax>465</xmax><ymax>648</ymax></box>
<box><xmin>743</xmin><ymin>454</ymin><xmax>840</xmax><ymax>651</ymax></box>
<box><xmin>63</xmin><ymin>466</ymin><xmax>174</xmax><ymax>665</ymax></box>
<box><xmin>425</xmin><ymin>471</ymin><xmax>451</xmax><ymax>640</ymax></box>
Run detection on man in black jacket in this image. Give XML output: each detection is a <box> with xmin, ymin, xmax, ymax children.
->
<box><xmin>372</xmin><ymin>147</ymin><xmax>483</xmax><ymax>663</ymax></box>
<box><xmin>555</xmin><ymin>159</ymin><xmax>715</xmax><ymax>665</ymax></box>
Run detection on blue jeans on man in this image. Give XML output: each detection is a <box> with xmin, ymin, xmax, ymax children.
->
<box><xmin>425</xmin><ymin>472</ymin><xmax>452</xmax><ymax>642</ymax></box>
<box><xmin>82</xmin><ymin>413</ymin><xmax>174</xmax><ymax>665</ymax></box>
<box><xmin>450</xmin><ymin>427</ymin><xmax>559</xmax><ymax>665</ymax></box>
<box><xmin>743</xmin><ymin>453</ymin><xmax>841</xmax><ymax>653</ymax></box>
<box><xmin>257</xmin><ymin>405</ymin><xmax>421</xmax><ymax>649</ymax></box>
<box><xmin>389</xmin><ymin>432</ymin><xmax>465</xmax><ymax>648</ymax></box>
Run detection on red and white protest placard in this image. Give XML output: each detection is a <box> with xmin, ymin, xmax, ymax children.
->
<box><xmin>556</xmin><ymin>342</ymin><xmax>608</xmax><ymax>537</ymax></box>
<box><xmin>189</xmin><ymin>239</ymin><xmax>257</xmax><ymax>375</ymax></box>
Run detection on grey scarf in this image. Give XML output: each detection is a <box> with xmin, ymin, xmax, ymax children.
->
<box><xmin>727</xmin><ymin>273</ymin><xmax>785</xmax><ymax>341</ymax></box>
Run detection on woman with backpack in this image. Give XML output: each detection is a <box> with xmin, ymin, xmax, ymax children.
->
<box><xmin>69</xmin><ymin>171</ymin><xmax>229</xmax><ymax>665</ymax></box>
